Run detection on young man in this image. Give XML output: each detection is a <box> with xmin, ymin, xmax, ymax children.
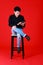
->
<box><xmin>8</xmin><ymin>6</ymin><xmax>30</xmax><ymax>53</ymax></box>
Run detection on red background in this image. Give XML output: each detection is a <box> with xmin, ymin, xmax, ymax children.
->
<box><xmin>0</xmin><ymin>0</ymin><xmax>43</xmax><ymax>58</ymax></box>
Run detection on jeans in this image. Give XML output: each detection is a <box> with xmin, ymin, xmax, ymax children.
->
<box><xmin>11</xmin><ymin>27</ymin><xmax>26</xmax><ymax>47</ymax></box>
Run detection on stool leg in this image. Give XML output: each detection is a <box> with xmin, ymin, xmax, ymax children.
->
<box><xmin>11</xmin><ymin>36</ymin><xmax>14</xmax><ymax>59</ymax></box>
<box><xmin>21</xmin><ymin>37</ymin><xmax>24</xmax><ymax>59</ymax></box>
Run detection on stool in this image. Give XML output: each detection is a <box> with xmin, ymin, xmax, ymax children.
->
<box><xmin>11</xmin><ymin>35</ymin><xmax>24</xmax><ymax>59</ymax></box>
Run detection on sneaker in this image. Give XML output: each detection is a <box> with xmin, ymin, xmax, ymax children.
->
<box><xmin>25</xmin><ymin>35</ymin><xmax>30</xmax><ymax>41</ymax></box>
<box><xmin>17</xmin><ymin>47</ymin><xmax>20</xmax><ymax>53</ymax></box>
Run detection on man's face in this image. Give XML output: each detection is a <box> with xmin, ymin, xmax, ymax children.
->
<box><xmin>14</xmin><ymin>11</ymin><xmax>20</xmax><ymax>17</ymax></box>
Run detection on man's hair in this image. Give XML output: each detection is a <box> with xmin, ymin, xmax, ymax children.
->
<box><xmin>14</xmin><ymin>6</ymin><xmax>21</xmax><ymax>12</ymax></box>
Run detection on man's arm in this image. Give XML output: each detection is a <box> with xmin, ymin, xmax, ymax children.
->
<box><xmin>8</xmin><ymin>15</ymin><xmax>17</xmax><ymax>28</ymax></box>
<box><xmin>8</xmin><ymin>16</ymin><xmax>13</xmax><ymax>27</ymax></box>
<box><xmin>17</xmin><ymin>16</ymin><xmax>26</xmax><ymax>26</ymax></box>
<box><xmin>17</xmin><ymin>22</ymin><xmax>25</xmax><ymax>26</ymax></box>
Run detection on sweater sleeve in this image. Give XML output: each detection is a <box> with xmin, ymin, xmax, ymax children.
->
<box><xmin>8</xmin><ymin>15</ymin><xmax>16</xmax><ymax>27</ymax></box>
<box><xmin>8</xmin><ymin>16</ymin><xmax>13</xmax><ymax>27</ymax></box>
<box><xmin>21</xmin><ymin>16</ymin><xmax>25</xmax><ymax>22</ymax></box>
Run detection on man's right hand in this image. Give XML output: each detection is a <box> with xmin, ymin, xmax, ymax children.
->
<box><xmin>17</xmin><ymin>22</ymin><xmax>22</xmax><ymax>25</ymax></box>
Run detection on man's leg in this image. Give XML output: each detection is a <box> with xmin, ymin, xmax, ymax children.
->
<box><xmin>12</xmin><ymin>27</ymin><xmax>26</xmax><ymax>37</ymax></box>
<box><xmin>17</xmin><ymin>33</ymin><xmax>21</xmax><ymax>53</ymax></box>
<box><xmin>17</xmin><ymin>33</ymin><xmax>21</xmax><ymax>47</ymax></box>
<box><xmin>11</xmin><ymin>27</ymin><xmax>21</xmax><ymax>47</ymax></box>
<box><xmin>11</xmin><ymin>28</ymin><xmax>21</xmax><ymax>53</ymax></box>
<box><xmin>11</xmin><ymin>27</ymin><xmax>17</xmax><ymax>36</ymax></box>
<box><xmin>11</xmin><ymin>27</ymin><xmax>30</xmax><ymax>41</ymax></box>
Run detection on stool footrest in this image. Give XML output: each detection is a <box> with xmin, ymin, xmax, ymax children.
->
<box><xmin>13</xmin><ymin>47</ymin><xmax>22</xmax><ymax>51</ymax></box>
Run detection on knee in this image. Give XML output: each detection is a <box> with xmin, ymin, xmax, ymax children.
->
<box><xmin>17</xmin><ymin>34</ymin><xmax>21</xmax><ymax>38</ymax></box>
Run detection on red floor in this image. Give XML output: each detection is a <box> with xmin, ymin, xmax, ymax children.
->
<box><xmin>0</xmin><ymin>48</ymin><xmax>43</xmax><ymax>65</ymax></box>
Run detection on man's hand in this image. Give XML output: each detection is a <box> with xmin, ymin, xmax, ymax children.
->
<box><xmin>17</xmin><ymin>22</ymin><xmax>25</xmax><ymax>26</ymax></box>
<box><xmin>21</xmin><ymin>22</ymin><xmax>25</xmax><ymax>26</ymax></box>
<box><xmin>17</xmin><ymin>22</ymin><xmax>22</xmax><ymax>25</ymax></box>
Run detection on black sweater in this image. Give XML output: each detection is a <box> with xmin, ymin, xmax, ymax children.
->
<box><xmin>8</xmin><ymin>14</ymin><xmax>25</xmax><ymax>29</ymax></box>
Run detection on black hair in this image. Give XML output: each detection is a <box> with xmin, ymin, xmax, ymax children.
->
<box><xmin>14</xmin><ymin>6</ymin><xmax>21</xmax><ymax>12</ymax></box>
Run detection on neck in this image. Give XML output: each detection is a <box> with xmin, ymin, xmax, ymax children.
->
<box><xmin>14</xmin><ymin>15</ymin><xmax>17</xmax><ymax>17</ymax></box>
<box><xmin>14</xmin><ymin>14</ymin><xmax>19</xmax><ymax>18</ymax></box>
